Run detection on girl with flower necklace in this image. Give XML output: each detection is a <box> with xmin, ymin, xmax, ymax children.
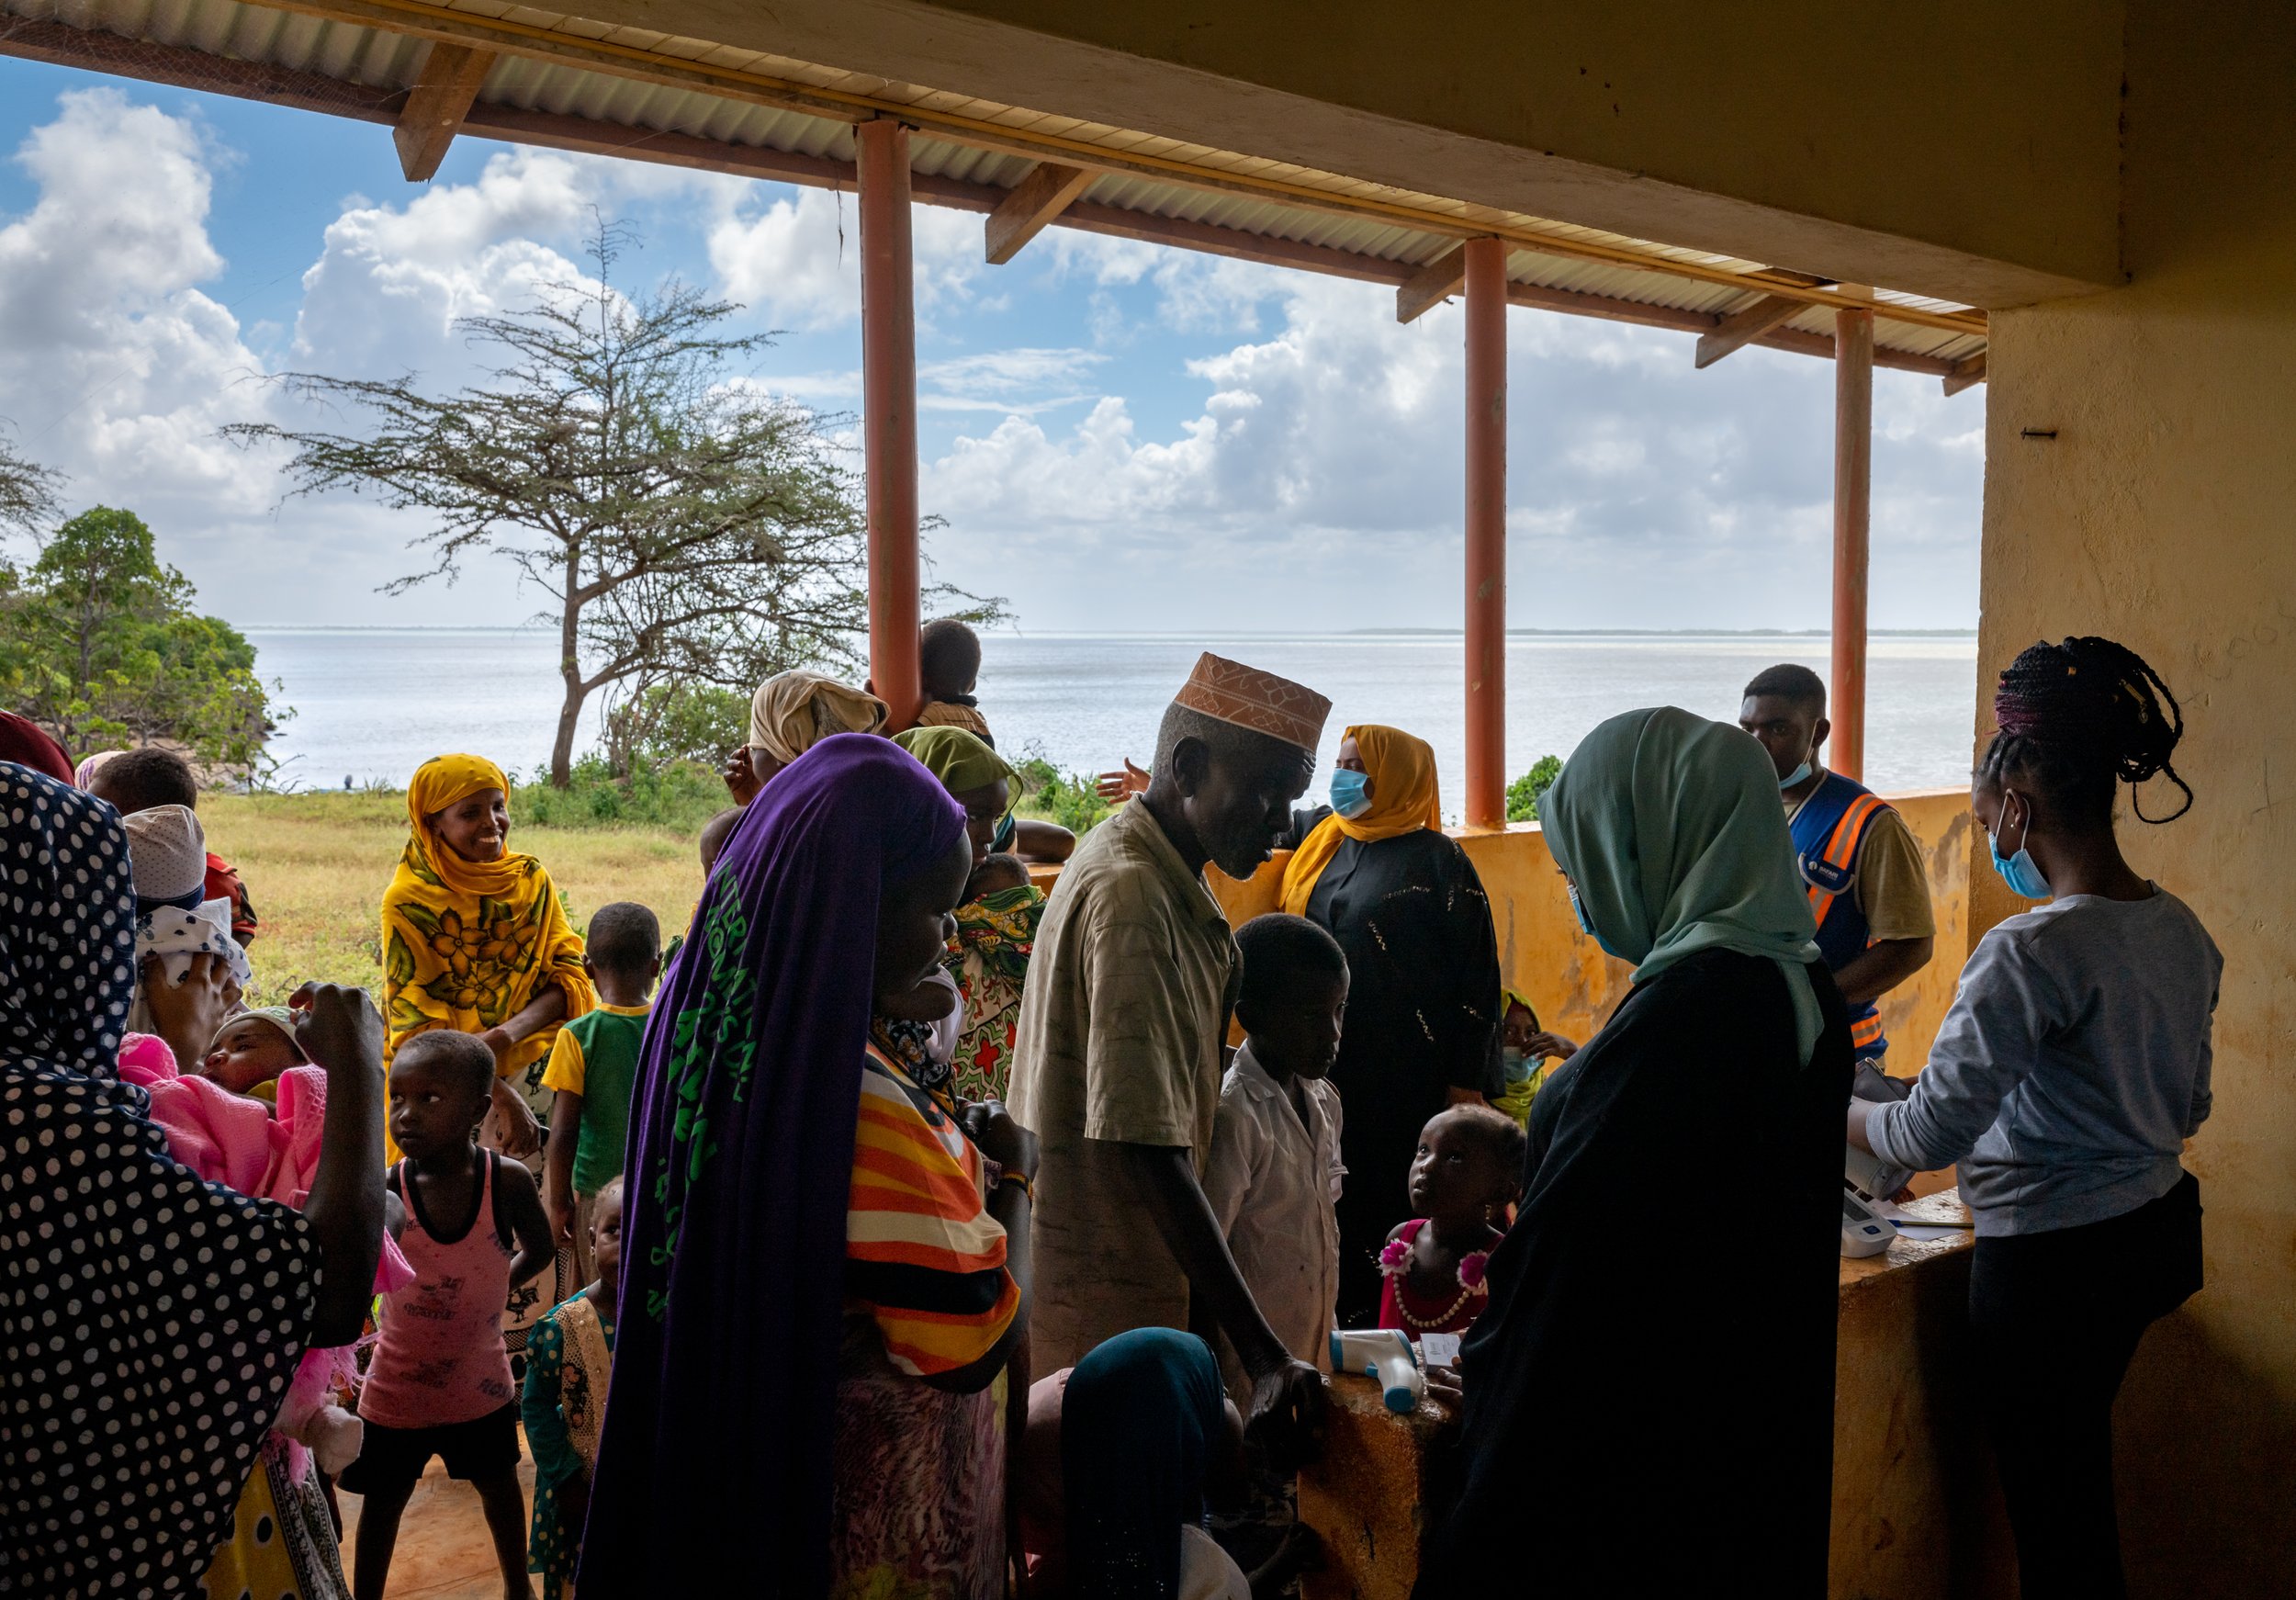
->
<box><xmin>1378</xmin><ymin>1105</ymin><xmax>1524</xmax><ymax>1336</ymax></box>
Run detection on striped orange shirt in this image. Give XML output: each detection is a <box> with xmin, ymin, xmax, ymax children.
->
<box><xmin>847</xmin><ymin>1047</ymin><xmax>1019</xmax><ymax>1379</ymax></box>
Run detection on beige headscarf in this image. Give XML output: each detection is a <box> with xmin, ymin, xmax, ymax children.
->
<box><xmin>747</xmin><ymin>670</ymin><xmax>888</xmax><ymax>766</ymax></box>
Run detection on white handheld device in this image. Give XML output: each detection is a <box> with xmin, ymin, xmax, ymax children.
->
<box><xmin>1331</xmin><ymin>1328</ymin><xmax>1424</xmax><ymax>1415</ymax></box>
<box><xmin>1840</xmin><ymin>1191</ymin><xmax>1897</xmax><ymax>1258</ymax></box>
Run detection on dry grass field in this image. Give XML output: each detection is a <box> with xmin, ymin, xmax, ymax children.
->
<box><xmin>199</xmin><ymin>793</ymin><xmax>704</xmax><ymax>1006</ymax></box>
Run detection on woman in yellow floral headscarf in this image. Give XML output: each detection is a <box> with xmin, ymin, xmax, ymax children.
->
<box><xmin>1273</xmin><ymin>724</ymin><xmax>1504</xmax><ymax>1324</ymax></box>
<box><xmin>381</xmin><ymin>754</ymin><xmax>596</xmax><ymax>1161</ymax></box>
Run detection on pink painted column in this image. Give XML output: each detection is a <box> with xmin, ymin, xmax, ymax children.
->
<box><xmin>1463</xmin><ymin>237</ymin><xmax>1508</xmax><ymax>828</ymax></box>
<box><xmin>1831</xmin><ymin>306</ymin><xmax>1874</xmax><ymax>782</ymax></box>
<box><xmin>857</xmin><ymin>118</ymin><xmax>921</xmax><ymax>730</ymax></box>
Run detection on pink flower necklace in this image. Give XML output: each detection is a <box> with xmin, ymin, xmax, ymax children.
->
<box><xmin>1379</xmin><ymin>1234</ymin><xmax>1491</xmax><ymax>1332</ymax></box>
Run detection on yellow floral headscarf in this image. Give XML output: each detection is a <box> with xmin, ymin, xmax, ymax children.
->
<box><xmin>380</xmin><ymin>754</ymin><xmax>595</xmax><ymax>1082</ymax></box>
<box><xmin>1280</xmin><ymin>724</ymin><xmax>1443</xmax><ymax>916</ymax></box>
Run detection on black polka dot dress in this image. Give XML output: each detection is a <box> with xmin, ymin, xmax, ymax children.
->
<box><xmin>0</xmin><ymin>763</ymin><xmax>321</xmax><ymax>1597</ymax></box>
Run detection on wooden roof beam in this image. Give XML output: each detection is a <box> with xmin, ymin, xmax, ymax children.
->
<box><xmin>1942</xmin><ymin>350</ymin><xmax>1988</xmax><ymax>397</ymax></box>
<box><xmin>1395</xmin><ymin>243</ymin><xmax>1470</xmax><ymax>323</ymax></box>
<box><xmin>1694</xmin><ymin>294</ymin><xmax>1806</xmax><ymax>367</ymax></box>
<box><xmin>985</xmin><ymin>162</ymin><xmax>1095</xmax><ymax>264</ymax></box>
<box><xmin>393</xmin><ymin>39</ymin><xmax>496</xmax><ymax>181</ymax></box>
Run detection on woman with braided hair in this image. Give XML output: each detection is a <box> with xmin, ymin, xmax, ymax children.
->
<box><xmin>1850</xmin><ymin>635</ymin><xmax>2216</xmax><ymax>1600</ymax></box>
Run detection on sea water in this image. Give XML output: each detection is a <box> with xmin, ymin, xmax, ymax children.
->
<box><xmin>242</xmin><ymin>627</ymin><xmax>1978</xmax><ymax>812</ymax></box>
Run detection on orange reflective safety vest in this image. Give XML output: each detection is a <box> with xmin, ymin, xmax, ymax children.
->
<box><xmin>1789</xmin><ymin>771</ymin><xmax>1893</xmax><ymax>1060</ymax></box>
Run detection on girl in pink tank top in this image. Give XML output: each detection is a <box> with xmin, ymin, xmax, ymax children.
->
<box><xmin>363</xmin><ymin>1147</ymin><xmax>521</xmax><ymax>1426</ymax></box>
<box><xmin>343</xmin><ymin>1031</ymin><xmax>555</xmax><ymax>1600</ymax></box>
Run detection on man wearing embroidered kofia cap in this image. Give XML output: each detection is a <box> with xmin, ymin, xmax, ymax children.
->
<box><xmin>1007</xmin><ymin>652</ymin><xmax>1331</xmax><ymax>1461</ymax></box>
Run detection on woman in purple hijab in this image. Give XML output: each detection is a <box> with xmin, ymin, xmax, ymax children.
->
<box><xmin>580</xmin><ymin>735</ymin><xmax>1038</xmax><ymax>1598</ymax></box>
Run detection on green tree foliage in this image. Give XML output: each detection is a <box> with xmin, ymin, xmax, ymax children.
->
<box><xmin>229</xmin><ymin>219</ymin><xmax>997</xmax><ymax>787</ymax></box>
<box><xmin>1013</xmin><ymin>749</ymin><xmax>1114</xmax><ymax>834</ymax></box>
<box><xmin>1505</xmin><ymin>754</ymin><xmax>1565</xmax><ymax>823</ymax></box>
<box><xmin>0</xmin><ymin>506</ymin><xmax>278</xmax><ymax>772</ymax></box>
<box><xmin>602</xmin><ymin>679</ymin><xmax>749</xmax><ymax>773</ymax></box>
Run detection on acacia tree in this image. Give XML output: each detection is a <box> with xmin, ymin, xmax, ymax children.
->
<box><xmin>0</xmin><ymin>428</ymin><xmax>62</xmax><ymax>537</ymax></box>
<box><xmin>229</xmin><ymin>222</ymin><xmax>953</xmax><ymax>786</ymax></box>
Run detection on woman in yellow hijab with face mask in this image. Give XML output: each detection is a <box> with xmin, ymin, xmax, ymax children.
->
<box><xmin>1275</xmin><ymin>725</ymin><xmax>1504</xmax><ymax>1324</ymax></box>
<box><xmin>381</xmin><ymin>754</ymin><xmax>597</xmax><ymax>1157</ymax></box>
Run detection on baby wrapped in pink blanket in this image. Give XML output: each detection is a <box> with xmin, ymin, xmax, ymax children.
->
<box><xmin>120</xmin><ymin>1031</ymin><xmax>413</xmax><ymax>1476</ymax></box>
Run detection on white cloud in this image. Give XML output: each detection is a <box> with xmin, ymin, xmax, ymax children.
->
<box><xmin>707</xmin><ymin>185</ymin><xmax>990</xmax><ymax>332</ymax></box>
<box><xmin>919</xmin><ymin>266</ymin><xmax>1986</xmax><ymax>631</ymax></box>
<box><xmin>292</xmin><ymin>146</ymin><xmax>730</xmax><ymax>383</ymax></box>
<box><xmin>0</xmin><ymin>88</ymin><xmax>275</xmax><ymax>524</ymax></box>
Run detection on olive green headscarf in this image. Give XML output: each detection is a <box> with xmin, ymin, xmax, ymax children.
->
<box><xmin>893</xmin><ymin>726</ymin><xmax>1020</xmax><ymax>816</ymax></box>
<box><xmin>1542</xmin><ymin>706</ymin><xmax>1825</xmax><ymax>1065</ymax></box>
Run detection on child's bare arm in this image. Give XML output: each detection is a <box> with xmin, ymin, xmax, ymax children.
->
<box><xmin>542</xmin><ymin>1089</ymin><xmax>583</xmax><ymax>1245</ymax></box>
<box><xmin>495</xmin><ymin>1159</ymin><xmax>558</xmax><ymax>1288</ymax></box>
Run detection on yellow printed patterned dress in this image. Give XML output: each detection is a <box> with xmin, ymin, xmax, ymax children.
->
<box><xmin>380</xmin><ymin>754</ymin><xmax>596</xmax><ymax>1121</ymax></box>
<box><xmin>381</xmin><ymin>754</ymin><xmax>596</xmax><ymax>1347</ymax></box>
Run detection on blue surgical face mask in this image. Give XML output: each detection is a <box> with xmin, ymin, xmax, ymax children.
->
<box><xmin>1988</xmin><ymin>798</ymin><xmax>2053</xmax><ymax>899</ymax></box>
<box><xmin>1502</xmin><ymin>1045</ymin><xmax>1532</xmax><ymax>1084</ymax></box>
<box><xmin>1330</xmin><ymin>768</ymin><xmax>1372</xmax><ymax>819</ymax></box>
<box><xmin>1779</xmin><ymin>759</ymin><xmax>1812</xmax><ymax>791</ymax></box>
<box><xmin>1568</xmin><ymin>881</ymin><xmax>1627</xmax><ymax>960</ymax></box>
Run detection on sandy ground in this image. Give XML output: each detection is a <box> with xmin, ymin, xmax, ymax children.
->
<box><xmin>336</xmin><ymin>1436</ymin><xmax>545</xmax><ymax>1600</ymax></box>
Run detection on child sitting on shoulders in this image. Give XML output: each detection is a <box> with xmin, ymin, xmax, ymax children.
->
<box><xmin>1379</xmin><ymin>1105</ymin><xmax>1526</xmax><ymax>1337</ymax></box>
<box><xmin>522</xmin><ymin>1177</ymin><xmax>624</xmax><ymax>1600</ymax></box>
<box><xmin>344</xmin><ymin>1031</ymin><xmax>557</xmax><ymax>1600</ymax></box>
<box><xmin>541</xmin><ymin>902</ymin><xmax>660</xmax><ymax>1284</ymax></box>
<box><xmin>1200</xmin><ymin>914</ymin><xmax>1348</xmax><ymax>1588</ymax></box>
<box><xmin>913</xmin><ymin>617</ymin><xmax>995</xmax><ymax>744</ymax></box>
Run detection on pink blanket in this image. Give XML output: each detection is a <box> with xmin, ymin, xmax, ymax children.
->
<box><xmin>121</xmin><ymin>1031</ymin><xmax>416</xmax><ymax>1479</ymax></box>
<box><xmin>123</xmin><ymin>1033</ymin><xmax>413</xmax><ymax>1286</ymax></box>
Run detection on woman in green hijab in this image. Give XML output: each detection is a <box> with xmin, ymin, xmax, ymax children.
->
<box><xmin>1416</xmin><ymin>707</ymin><xmax>1853</xmax><ymax>1599</ymax></box>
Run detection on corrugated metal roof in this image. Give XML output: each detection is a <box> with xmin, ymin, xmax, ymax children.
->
<box><xmin>0</xmin><ymin>0</ymin><xmax>1986</xmax><ymax>374</ymax></box>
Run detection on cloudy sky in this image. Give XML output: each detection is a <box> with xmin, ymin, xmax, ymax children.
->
<box><xmin>0</xmin><ymin>62</ymin><xmax>1987</xmax><ymax>636</ymax></box>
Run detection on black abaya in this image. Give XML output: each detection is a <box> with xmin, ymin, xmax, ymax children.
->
<box><xmin>1287</xmin><ymin>809</ymin><xmax>1504</xmax><ymax>1324</ymax></box>
<box><xmin>1417</xmin><ymin>948</ymin><xmax>1852</xmax><ymax>1597</ymax></box>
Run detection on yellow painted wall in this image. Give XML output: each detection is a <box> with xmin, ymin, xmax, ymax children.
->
<box><xmin>1210</xmin><ymin>786</ymin><xmax>1973</xmax><ymax>1068</ymax></box>
<box><xmin>1965</xmin><ymin>6</ymin><xmax>2296</xmax><ymax>1589</ymax></box>
<box><xmin>604</xmin><ymin>0</ymin><xmax>2121</xmax><ymax>306</ymax></box>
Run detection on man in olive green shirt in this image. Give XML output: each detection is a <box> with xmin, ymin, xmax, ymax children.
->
<box><xmin>1008</xmin><ymin>652</ymin><xmax>1331</xmax><ymax>1452</ymax></box>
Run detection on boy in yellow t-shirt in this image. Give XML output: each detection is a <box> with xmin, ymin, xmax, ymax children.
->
<box><xmin>541</xmin><ymin>902</ymin><xmax>661</xmax><ymax>1284</ymax></box>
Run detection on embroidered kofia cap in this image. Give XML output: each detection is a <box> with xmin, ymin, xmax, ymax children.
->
<box><xmin>1172</xmin><ymin>652</ymin><xmax>1333</xmax><ymax>753</ymax></box>
<box><xmin>121</xmin><ymin>803</ymin><xmax>207</xmax><ymax>902</ymax></box>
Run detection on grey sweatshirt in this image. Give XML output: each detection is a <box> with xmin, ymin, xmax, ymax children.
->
<box><xmin>1865</xmin><ymin>887</ymin><xmax>2218</xmax><ymax>1237</ymax></box>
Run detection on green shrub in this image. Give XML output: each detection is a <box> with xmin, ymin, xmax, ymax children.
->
<box><xmin>514</xmin><ymin>753</ymin><xmax>730</xmax><ymax>832</ymax></box>
<box><xmin>1505</xmin><ymin>754</ymin><xmax>1564</xmax><ymax>823</ymax></box>
<box><xmin>602</xmin><ymin>681</ymin><xmax>750</xmax><ymax>775</ymax></box>
<box><xmin>1013</xmin><ymin>749</ymin><xmax>1114</xmax><ymax>834</ymax></box>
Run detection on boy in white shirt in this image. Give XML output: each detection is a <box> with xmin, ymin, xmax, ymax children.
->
<box><xmin>1202</xmin><ymin>913</ymin><xmax>1348</xmax><ymax>1588</ymax></box>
